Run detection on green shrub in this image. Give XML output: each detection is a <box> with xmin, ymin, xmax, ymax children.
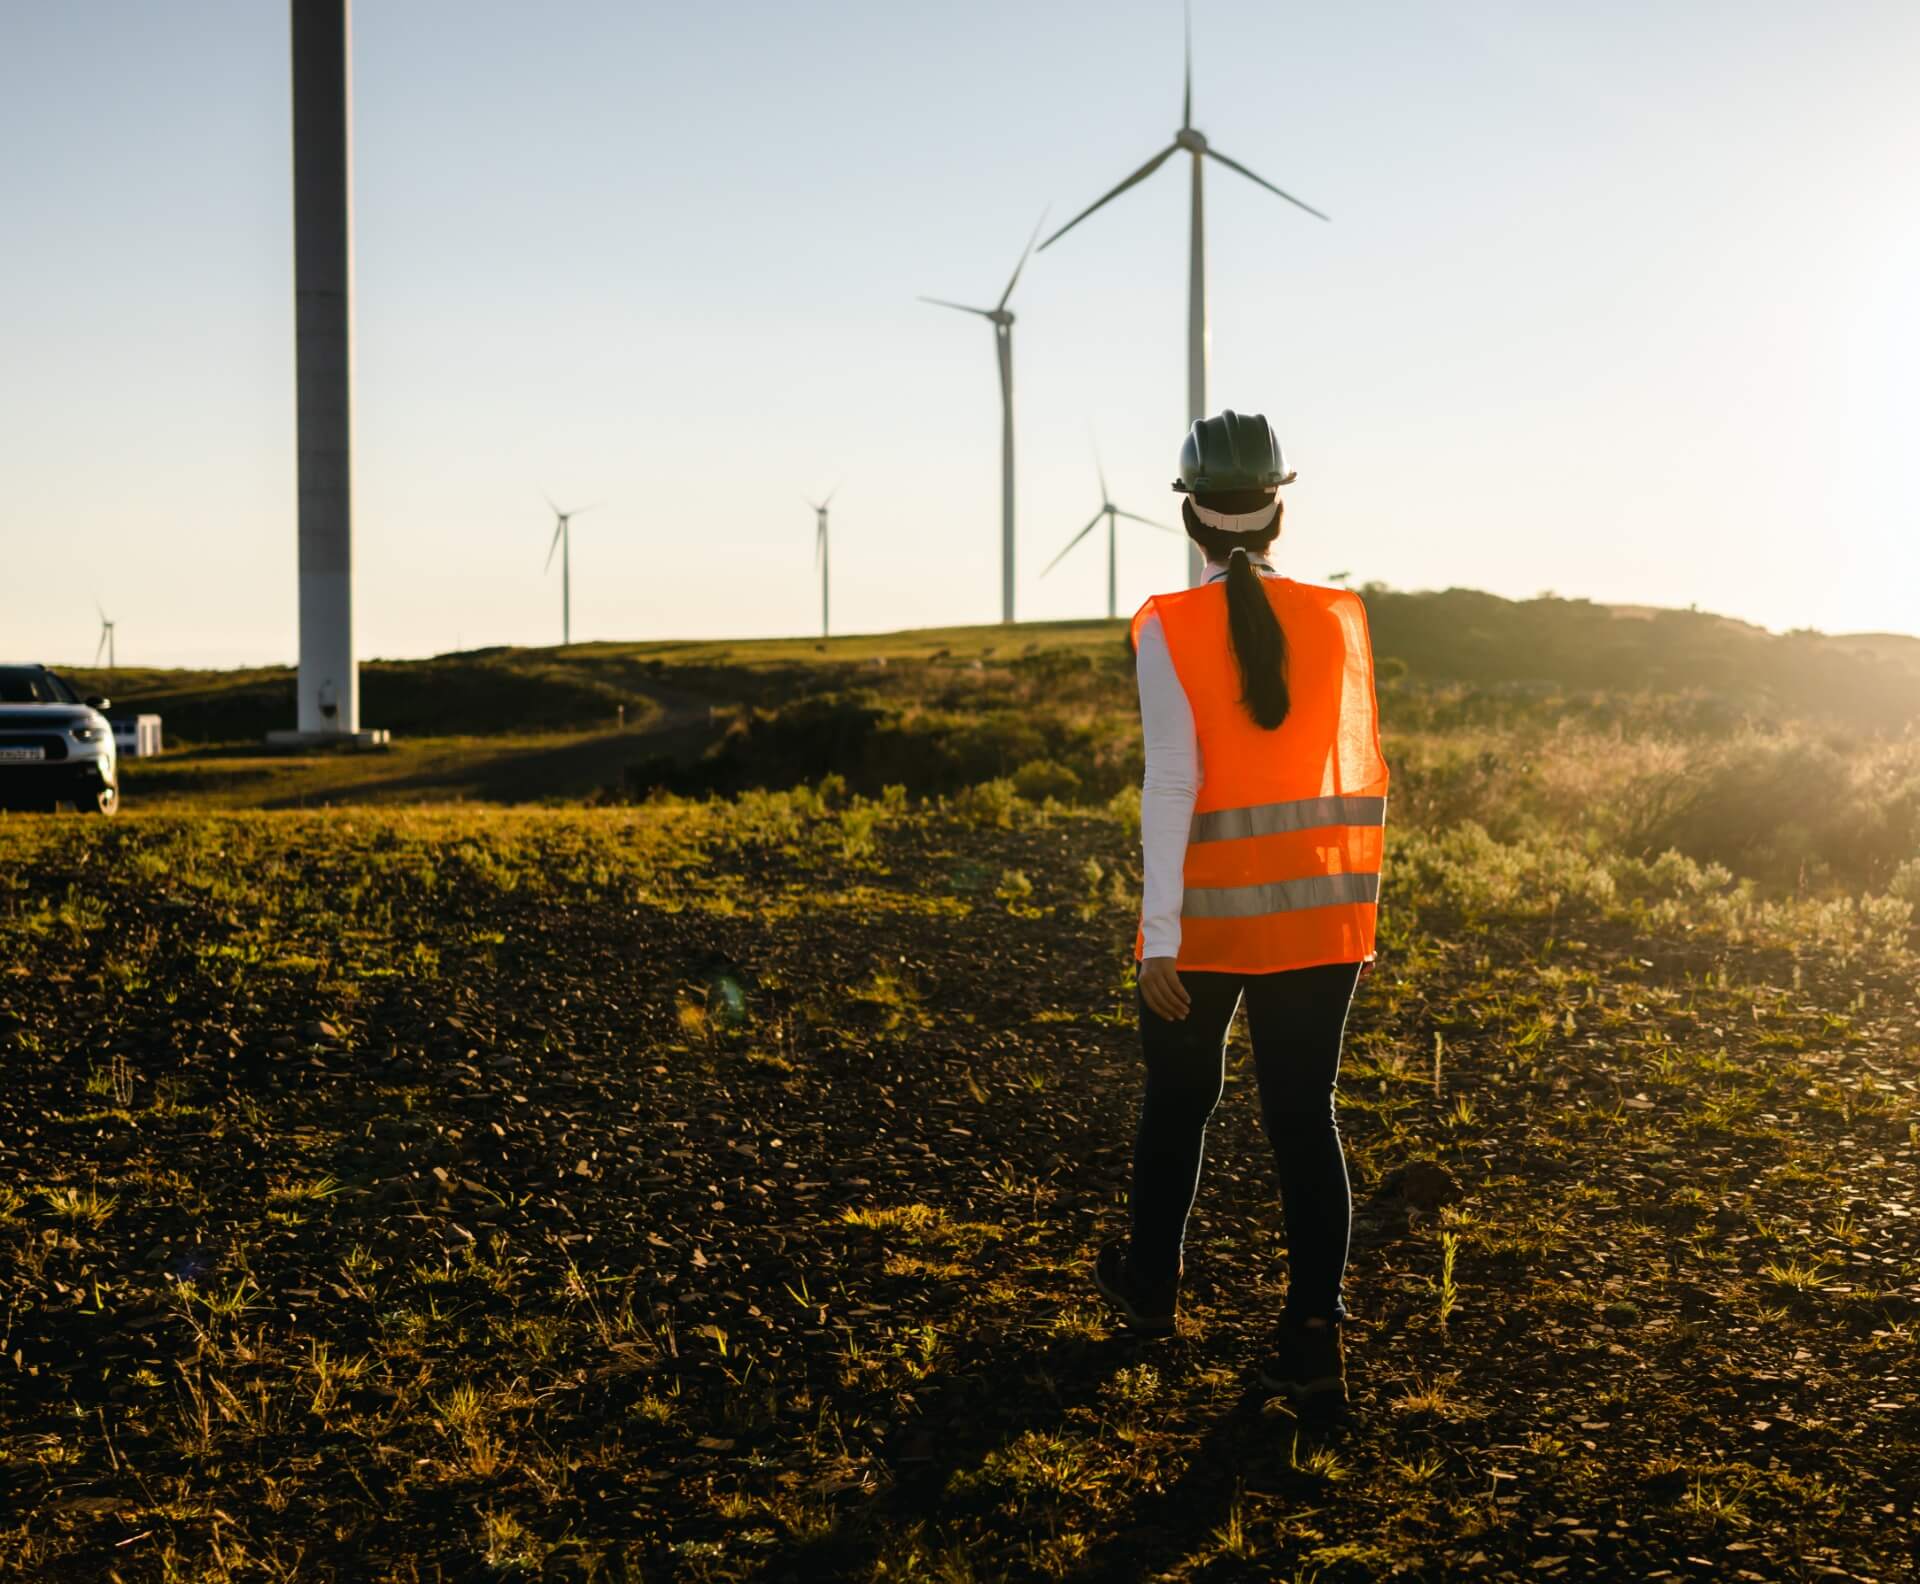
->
<box><xmin>1637</xmin><ymin>733</ymin><xmax>1920</xmax><ymax>893</ymax></box>
<box><xmin>950</xmin><ymin>780</ymin><xmax>1024</xmax><ymax>829</ymax></box>
<box><xmin>640</xmin><ymin>690</ymin><xmax>1136</xmax><ymax>804</ymax></box>
<box><xmin>1888</xmin><ymin>858</ymin><xmax>1920</xmax><ymax>906</ymax></box>
<box><xmin>995</xmin><ymin>869</ymin><xmax>1035</xmax><ymax>903</ymax></box>
<box><xmin>1012</xmin><ymin>760</ymin><xmax>1082</xmax><ymax>803</ymax></box>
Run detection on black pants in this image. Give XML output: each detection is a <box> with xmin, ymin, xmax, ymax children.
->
<box><xmin>1128</xmin><ymin>961</ymin><xmax>1362</xmax><ymax>1323</ymax></box>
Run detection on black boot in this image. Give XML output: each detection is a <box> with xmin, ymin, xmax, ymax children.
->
<box><xmin>1258</xmin><ymin>1313</ymin><xmax>1350</xmax><ymax>1416</ymax></box>
<box><xmin>1093</xmin><ymin>1239</ymin><xmax>1180</xmax><ymax>1338</ymax></box>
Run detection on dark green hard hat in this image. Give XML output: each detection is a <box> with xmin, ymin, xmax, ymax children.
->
<box><xmin>1171</xmin><ymin>410</ymin><xmax>1296</xmax><ymax>494</ymax></box>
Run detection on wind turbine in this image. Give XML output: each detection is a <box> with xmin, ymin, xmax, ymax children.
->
<box><xmin>809</xmin><ymin>485</ymin><xmax>839</xmax><ymax>638</ymax></box>
<box><xmin>1040</xmin><ymin>447</ymin><xmax>1180</xmax><ymax>620</ymax></box>
<box><xmin>542</xmin><ymin>496</ymin><xmax>600</xmax><ymax>647</ymax></box>
<box><xmin>921</xmin><ymin>208</ymin><xmax>1048</xmax><ymax>625</ymax></box>
<box><xmin>94</xmin><ymin>606</ymin><xmax>117</xmax><ymax>674</ymax></box>
<box><xmin>1040</xmin><ymin>2</ymin><xmax>1328</xmax><ymax>588</ymax></box>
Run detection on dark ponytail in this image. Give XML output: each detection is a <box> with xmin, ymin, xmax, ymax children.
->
<box><xmin>1183</xmin><ymin>496</ymin><xmax>1290</xmax><ymax>730</ymax></box>
<box><xmin>1223</xmin><ymin>545</ymin><xmax>1290</xmax><ymax>728</ymax></box>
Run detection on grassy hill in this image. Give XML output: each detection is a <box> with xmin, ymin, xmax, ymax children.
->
<box><xmin>58</xmin><ymin>587</ymin><xmax>1920</xmax><ymax>749</ymax></box>
<box><xmin>58</xmin><ymin>649</ymin><xmax>666</xmax><ymax>746</ymax></box>
<box><xmin>32</xmin><ymin>587</ymin><xmax>1919</xmax><ymax>901</ymax></box>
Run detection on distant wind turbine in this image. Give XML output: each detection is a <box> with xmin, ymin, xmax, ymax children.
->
<box><xmin>809</xmin><ymin>484</ymin><xmax>840</xmax><ymax>638</ymax></box>
<box><xmin>1040</xmin><ymin>2</ymin><xmax>1328</xmax><ymax>588</ymax></box>
<box><xmin>94</xmin><ymin>606</ymin><xmax>117</xmax><ymax>673</ymax></box>
<box><xmin>542</xmin><ymin>496</ymin><xmax>600</xmax><ymax>647</ymax></box>
<box><xmin>1040</xmin><ymin>446</ymin><xmax>1179</xmax><ymax>620</ymax></box>
<box><xmin>921</xmin><ymin>208</ymin><xmax>1048</xmax><ymax>625</ymax></box>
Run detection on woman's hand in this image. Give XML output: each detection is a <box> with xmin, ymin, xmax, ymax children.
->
<box><xmin>1139</xmin><ymin>956</ymin><xmax>1191</xmax><ymax>1021</ymax></box>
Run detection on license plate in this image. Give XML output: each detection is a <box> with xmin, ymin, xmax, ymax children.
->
<box><xmin>0</xmin><ymin>747</ymin><xmax>46</xmax><ymax>762</ymax></box>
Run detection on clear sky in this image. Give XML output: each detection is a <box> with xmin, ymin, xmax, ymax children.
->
<box><xmin>3</xmin><ymin>0</ymin><xmax>1916</xmax><ymax>668</ymax></box>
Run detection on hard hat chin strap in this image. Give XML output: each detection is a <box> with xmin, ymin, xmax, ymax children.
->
<box><xmin>1190</xmin><ymin>498</ymin><xmax>1280</xmax><ymax>534</ymax></box>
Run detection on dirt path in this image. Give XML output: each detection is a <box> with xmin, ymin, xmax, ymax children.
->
<box><xmin>227</xmin><ymin>681</ymin><xmax>726</xmax><ymax>808</ymax></box>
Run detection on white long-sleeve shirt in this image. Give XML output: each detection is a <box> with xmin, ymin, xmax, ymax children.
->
<box><xmin>1135</xmin><ymin>549</ymin><xmax>1282</xmax><ymax>958</ymax></box>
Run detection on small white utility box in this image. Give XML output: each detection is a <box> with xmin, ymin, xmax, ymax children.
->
<box><xmin>112</xmin><ymin>715</ymin><xmax>164</xmax><ymax>758</ymax></box>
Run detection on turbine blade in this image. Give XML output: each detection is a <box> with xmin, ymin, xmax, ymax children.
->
<box><xmin>1040</xmin><ymin>509</ymin><xmax>1107</xmax><ymax>578</ymax></box>
<box><xmin>544</xmin><ymin>520</ymin><xmax>564</xmax><ymax>572</ymax></box>
<box><xmin>1112</xmin><ymin>508</ymin><xmax>1180</xmax><ymax>534</ymax></box>
<box><xmin>95</xmin><ymin>630</ymin><xmax>108</xmax><ymax>666</ymax></box>
<box><xmin>1183</xmin><ymin>0</ymin><xmax>1193</xmax><ymax>130</ymax></box>
<box><xmin>920</xmin><ymin>296</ymin><xmax>994</xmax><ymax>318</ymax></box>
<box><xmin>1040</xmin><ymin>142</ymin><xmax>1180</xmax><ymax>250</ymax></box>
<box><xmin>542</xmin><ymin>492</ymin><xmax>561</xmax><ymax>516</ymax></box>
<box><xmin>568</xmin><ymin>501</ymin><xmax>603</xmax><ymax>517</ymax></box>
<box><xmin>1204</xmin><ymin>146</ymin><xmax>1330</xmax><ymax>221</ymax></box>
<box><xmin>823</xmin><ymin>480</ymin><xmax>842</xmax><ymax>509</ymax></box>
<box><xmin>1091</xmin><ymin>436</ymin><xmax>1109</xmax><ymax>507</ymax></box>
<box><xmin>996</xmin><ymin>204</ymin><xmax>1050</xmax><ymax>311</ymax></box>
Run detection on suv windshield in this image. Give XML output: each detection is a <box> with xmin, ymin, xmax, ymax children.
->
<box><xmin>0</xmin><ymin>667</ymin><xmax>76</xmax><ymax>705</ymax></box>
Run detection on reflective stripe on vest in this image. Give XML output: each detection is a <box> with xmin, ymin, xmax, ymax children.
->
<box><xmin>1183</xmin><ymin>869</ymin><xmax>1380</xmax><ymax>920</ymax></box>
<box><xmin>1189</xmin><ymin>794</ymin><xmax>1387</xmax><ymax>845</ymax></box>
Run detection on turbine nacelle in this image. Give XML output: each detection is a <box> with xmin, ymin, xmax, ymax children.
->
<box><xmin>1174</xmin><ymin>127</ymin><xmax>1208</xmax><ymax>153</ymax></box>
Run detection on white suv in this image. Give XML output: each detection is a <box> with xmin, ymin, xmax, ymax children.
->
<box><xmin>0</xmin><ymin>665</ymin><xmax>120</xmax><ymax>815</ymax></box>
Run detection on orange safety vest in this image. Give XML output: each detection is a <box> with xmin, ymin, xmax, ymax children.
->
<box><xmin>1130</xmin><ymin>576</ymin><xmax>1389</xmax><ymax>974</ymax></box>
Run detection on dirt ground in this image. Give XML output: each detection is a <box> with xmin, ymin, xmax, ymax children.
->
<box><xmin>1</xmin><ymin>802</ymin><xmax>1915</xmax><ymax>1581</ymax></box>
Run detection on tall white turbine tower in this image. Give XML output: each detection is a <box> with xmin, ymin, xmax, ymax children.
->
<box><xmin>921</xmin><ymin>210</ymin><xmax>1047</xmax><ymax>624</ymax></box>
<box><xmin>1039</xmin><ymin>448</ymin><xmax>1179</xmax><ymax>620</ymax></box>
<box><xmin>809</xmin><ymin>486</ymin><xmax>839</xmax><ymax>638</ymax></box>
<box><xmin>543</xmin><ymin>497</ymin><xmax>599</xmax><ymax>647</ymax></box>
<box><xmin>272</xmin><ymin>0</ymin><xmax>385</xmax><ymax>746</ymax></box>
<box><xmin>1040</xmin><ymin>4</ymin><xmax>1328</xmax><ymax>588</ymax></box>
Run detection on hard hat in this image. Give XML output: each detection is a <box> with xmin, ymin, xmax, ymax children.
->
<box><xmin>1171</xmin><ymin>410</ymin><xmax>1296</xmax><ymax>494</ymax></box>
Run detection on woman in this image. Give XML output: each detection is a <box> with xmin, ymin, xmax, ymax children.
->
<box><xmin>1093</xmin><ymin>410</ymin><xmax>1389</xmax><ymax>1418</ymax></box>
